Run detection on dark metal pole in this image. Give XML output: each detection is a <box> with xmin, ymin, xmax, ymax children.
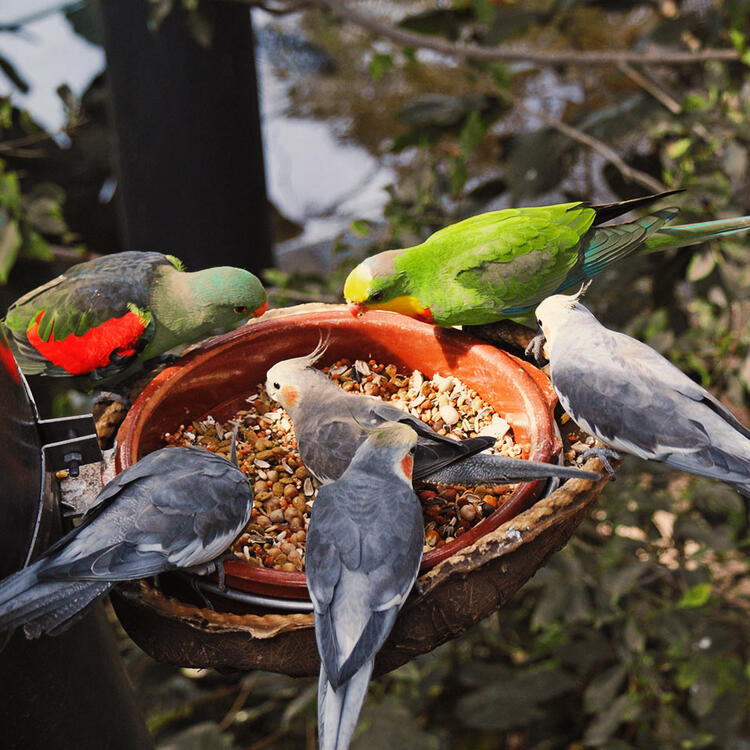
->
<box><xmin>97</xmin><ymin>0</ymin><xmax>272</xmax><ymax>274</ymax></box>
<box><xmin>0</xmin><ymin>330</ymin><xmax>153</xmax><ymax>750</ymax></box>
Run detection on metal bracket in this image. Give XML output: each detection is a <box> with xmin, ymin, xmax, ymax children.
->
<box><xmin>38</xmin><ymin>414</ymin><xmax>102</xmax><ymax>477</ymax></box>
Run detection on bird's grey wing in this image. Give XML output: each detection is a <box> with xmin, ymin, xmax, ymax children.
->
<box><xmin>307</xmin><ymin>484</ymin><xmax>362</xmax><ymax>608</ymax></box>
<box><xmin>32</xmin><ymin>447</ymin><xmax>191</xmax><ymax>563</ymax></box>
<box><xmin>307</xmin><ymin>484</ymin><xmax>363</xmax><ymax>686</ymax></box>
<box><xmin>366</xmin><ymin>399</ymin><xmax>496</xmax><ymax>478</ymax></box>
<box><xmin>298</xmin><ymin>416</ymin><xmax>364</xmax><ymax>482</ymax></box>
<box><xmin>611</xmin><ymin>330</ymin><xmax>750</xmax><ymax>439</ymax></box>
<box><xmin>335</xmin><ymin>477</ymin><xmax>424</xmax><ymax>686</ymax></box>
<box><xmin>552</xmin><ymin>335</ymin><xmax>709</xmax><ymax>457</ymax></box>
<box><xmin>40</xmin><ymin>448</ymin><xmax>251</xmax><ymax>580</ymax></box>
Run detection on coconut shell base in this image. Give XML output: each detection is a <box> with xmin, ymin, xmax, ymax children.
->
<box><xmin>109</xmin><ymin>305</ymin><xmax>617</xmax><ymax>674</ymax></box>
<box><xmin>111</xmin><ymin>457</ymin><xmax>615</xmax><ymax>676</ymax></box>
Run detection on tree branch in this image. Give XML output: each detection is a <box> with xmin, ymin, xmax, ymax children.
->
<box><xmin>504</xmin><ymin>92</ymin><xmax>668</xmax><ymax>193</ymax></box>
<box><xmin>231</xmin><ymin>0</ymin><xmax>741</xmax><ymax>67</ymax></box>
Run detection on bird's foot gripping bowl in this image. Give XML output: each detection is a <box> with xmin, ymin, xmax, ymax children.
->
<box><xmin>111</xmin><ymin>305</ymin><xmax>615</xmax><ymax>675</ymax></box>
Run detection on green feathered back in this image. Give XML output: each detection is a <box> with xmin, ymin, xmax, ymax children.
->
<box><xmin>394</xmin><ymin>202</ymin><xmax>599</xmax><ymax>325</ymax></box>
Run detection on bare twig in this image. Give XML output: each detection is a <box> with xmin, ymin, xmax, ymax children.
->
<box><xmin>0</xmin><ymin>118</ymin><xmax>88</xmax><ymax>155</ymax></box>
<box><xmin>505</xmin><ymin>92</ymin><xmax>668</xmax><ymax>193</ymax></box>
<box><xmin>219</xmin><ymin>0</ymin><xmax>311</xmax><ymax>13</ymax></box>
<box><xmin>219</xmin><ymin>675</ymin><xmax>256</xmax><ymax>731</ymax></box>
<box><xmin>618</xmin><ymin>62</ymin><xmax>682</xmax><ymax>114</ymax></box>
<box><xmin>220</xmin><ymin>0</ymin><xmax>741</xmax><ymax>67</ymax></box>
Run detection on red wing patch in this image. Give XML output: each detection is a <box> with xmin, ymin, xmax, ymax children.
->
<box><xmin>400</xmin><ymin>455</ymin><xmax>414</xmax><ymax>480</ymax></box>
<box><xmin>26</xmin><ymin>310</ymin><xmax>147</xmax><ymax>375</ymax></box>
<box><xmin>0</xmin><ymin>336</ymin><xmax>21</xmax><ymax>384</ymax></box>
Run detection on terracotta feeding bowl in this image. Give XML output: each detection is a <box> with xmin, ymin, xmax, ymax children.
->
<box><xmin>111</xmin><ymin>305</ymin><xmax>612</xmax><ymax>674</ymax></box>
<box><xmin>116</xmin><ymin>306</ymin><xmax>561</xmax><ymax>600</ymax></box>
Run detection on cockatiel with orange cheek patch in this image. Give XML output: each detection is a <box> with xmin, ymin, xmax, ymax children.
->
<box><xmin>264</xmin><ymin>342</ymin><xmax>600</xmax><ymax>487</ymax></box>
<box><xmin>307</xmin><ymin>421</ymin><xmax>424</xmax><ymax>750</ymax></box>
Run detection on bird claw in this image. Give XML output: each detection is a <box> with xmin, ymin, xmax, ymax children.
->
<box><xmin>524</xmin><ymin>333</ymin><xmax>547</xmax><ymax>365</ymax></box>
<box><xmin>144</xmin><ymin>352</ymin><xmax>181</xmax><ymax>368</ymax></box>
<box><xmin>189</xmin><ymin>576</ymin><xmax>215</xmax><ymax>611</ymax></box>
<box><xmin>92</xmin><ymin>390</ymin><xmax>130</xmax><ymax>409</ymax></box>
<box><xmin>109</xmin><ymin>350</ymin><xmax>132</xmax><ymax>366</ymax></box>
<box><xmin>579</xmin><ymin>446</ymin><xmax>620</xmax><ymax>479</ymax></box>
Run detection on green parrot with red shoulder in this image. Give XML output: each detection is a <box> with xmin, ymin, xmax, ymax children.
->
<box><xmin>344</xmin><ymin>191</ymin><xmax>750</xmax><ymax>326</ymax></box>
<box><xmin>2</xmin><ymin>251</ymin><xmax>267</xmax><ymax>384</ymax></box>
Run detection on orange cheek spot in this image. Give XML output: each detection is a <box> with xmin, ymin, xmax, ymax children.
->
<box><xmin>400</xmin><ymin>455</ymin><xmax>414</xmax><ymax>479</ymax></box>
<box><xmin>281</xmin><ymin>385</ymin><xmax>298</xmax><ymax>407</ymax></box>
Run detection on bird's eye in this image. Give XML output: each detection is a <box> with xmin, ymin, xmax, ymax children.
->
<box><xmin>409</xmin><ymin>446</ymin><xmax>416</xmax><ymax>455</ymax></box>
<box><xmin>273</xmin><ymin>382</ymin><xmax>280</xmax><ymax>390</ymax></box>
<box><xmin>536</xmin><ymin>319</ymin><xmax>542</xmax><ymax>327</ymax></box>
<box><xmin>234</xmin><ymin>306</ymin><xmax>248</xmax><ymax>314</ymax></box>
<box><xmin>370</xmin><ymin>291</ymin><xmax>384</xmax><ymax>302</ymax></box>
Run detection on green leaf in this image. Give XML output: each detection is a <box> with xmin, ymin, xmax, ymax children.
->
<box><xmin>261</xmin><ymin>267</ymin><xmax>290</xmax><ymax>287</ymax></box>
<box><xmin>624</xmin><ymin>619</ymin><xmax>645</xmax><ymax>654</ymax></box>
<box><xmin>489</xmin><ymin>63</ymin><xmax>511</xmax><ymax>91</ymax></box>
<box><xmin>666</xmin><ymin>137</ymin><xmax>692</xmax><ymax>160</ymax></box>
<box><xmin>676</xmin><ymin>661</ymin><xmax>701</xmax><ymax>690</ymax></box>
<box><xmin>584</xmin><ymin>664</ymin><xmax>628</xmax><ymax>714</ymax></box>
<box><xmin>458</xmin><ymin>110</ymin><xmax>486</xmax><ymax>159</ymax></box>
<box><xmin>583</xmin><ymin>694</ymin><xmax>632</xmax><ymax>746</ymax></box>
<box><xmin>0</xmin><ymin>217</ymin><xmax>22</xmax><ymax>284</ymax></box>
<box><xmin>729</xmin><ymin>27</ymin><xmax>746</xmax><ymax>53</ymax></box>
<box><xmin>21</xmin><ymin>228</ymin><xmax>53</xmax><ymax>261</ymax></box>
<box><xmin>470</xmin><ymin>0</ymin><xmax>497</xmax><ymax>26</ymax></box>
<box><xmin>686</xmin><ymin>250</ymin><xmax>715</xmax><ymax>282</ymax></box>
<box><xmin>603</xmin><ymin>561</ymin><xmax>647</xmax><ymax>605</ymax></box>
<box><xmin>24</xmin><ymin>196</ymin><xmax>67</xmax><ymax>236</ymax></box>
<box><xmin>679</xmin><ymin>583</ymin><xmax>712</xmax><ymax>608</ymax></box>
<box><xmin>369</xmin><ymin>53</ymin><xmax>395</xmax><ymax>82</ymax></box>
<box><xmin>186</xmin><ymin>9</ymin><xmax>212</xmax><ymax>48</ymax></box>
<box><xmin>449</xmin><ymin>158</ymin><xmax>468</xmax><ymax>194</ymax></box>
<box><xmin>350</xmin><ymin>219</ymin><xmax>371</xmax><ymax>237</ymax></box>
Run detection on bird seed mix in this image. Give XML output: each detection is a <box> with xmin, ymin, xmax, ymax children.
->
<box><xmin>163</xmin><ymin>359</ymin><xmax>525</xmax><ymax>572</ymax></box>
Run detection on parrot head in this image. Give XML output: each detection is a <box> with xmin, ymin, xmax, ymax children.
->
<box><xmin>188</xmin><ymin>267</ymin><xmax>268</xmax><ymax>328</ymax></box>
<box><xmin>361</xmin><ymin>421</ymin><xmax>419</xmax><ymax>482</ymax></box>
<box><xmin>265</xmin><ymin>338</ymin><xmax>330</xmax><ymax>414</ymax></box>
<box><xmin>344</xmin><ymin>251</ymin><xmax>434</xmax><ymax>323</ymax></box>
<box><xmin>534</xmin><ymin>283</ymin><xmax>592</xmax><ymax>349</ymax></box>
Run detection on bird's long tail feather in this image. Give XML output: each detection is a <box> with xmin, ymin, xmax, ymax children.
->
<box><xmin>422</xmin><ymin>453</ymin><xmax>599</xmax><ymax>485</ymax></box>
<box><xmin>319</xmin><ymin>662</ymin><xmax>373</xmax><ymax>750</ymax></box>
<box><xmin>641</xmin><ymin>215</ymin><xmax>750</xmax><ymax>254</ymax></box>
<box><xmin>0</xmin><ymin>561</ymin><xmax>110</xmax><ymax>637</ymax></box>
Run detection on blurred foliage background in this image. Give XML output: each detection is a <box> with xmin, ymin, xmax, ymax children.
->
<box><xmin>1</xmin><ymin>0</ymin><xmax>749</xmax><ymax>747</ymax></box>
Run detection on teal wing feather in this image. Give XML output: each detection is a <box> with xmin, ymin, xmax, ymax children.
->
<box><xmin>555</xmin><ymin>208</ymin><xmax>678</xmax><ymax>294</ymax></box>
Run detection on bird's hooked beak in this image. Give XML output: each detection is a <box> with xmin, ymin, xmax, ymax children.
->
<box><xmin>348</xmin><ymin>301</ymin><xmax>367</xmax><ymax>318</ymax></box>
<box><xmin>253</xmin><ymin>300</ymin><xmax>268</xmax><ymax>317</ymax></box>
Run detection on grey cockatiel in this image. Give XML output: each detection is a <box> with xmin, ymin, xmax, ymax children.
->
<box><xmin>265</xmin><ymin>343</ymin><xmax>599</xmax><ymax>486</ymax></box>
<box><xmin>531</xmin><ymin>289</ymin><xmax>750</xmax><ymax>501</ymax></box>
<box><xmin>307</xmin><ymin>421</ymin><xmax>424</xmax><ymax>750</ymax></box>
<box><xmin>0</xmin><ymin>446</ymin><xmax>252</xmax><ymax>638</ymax></box>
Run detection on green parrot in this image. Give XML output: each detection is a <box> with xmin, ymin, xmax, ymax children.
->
<box><xmin>3</xmin><ymin>251</ymin><xmax>267</xmax><ymax>384</ymax></box>
<box><xmin>344</xmin><ymin>192</ymin><xmax>750</xmax><ymax>326</ymax></box>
